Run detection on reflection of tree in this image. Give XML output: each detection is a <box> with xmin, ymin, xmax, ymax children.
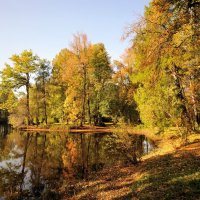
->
<box><xmin>30</xmin><ymin>133</ymin><xmax>47</xmax><ymax>192</ymax></box>
<box><xmin>0</xmin><ymin>168</ymin><xmax>21</xmax><ymax>197</ymax></box>
<box><xmin>80</xmin><ymin>133</ymin><xmax>104</xmax><ymax>178</ymax></box>
<box><xmin>62</xmin><ymin>133</ymin><xmax>99</xmax><ymax>179</ymax></box>
<box><xmin>93</xmin><ymin>133</ymin><xmax>102</xmax><ymax>171</ymax></box>
<box><xmin>103</xmin><ymin>133</ymin><xmax>147</xmax><ymax>165</ymax></box>
<box><xmin>20</xmin><ymin>132</ymin><xmax>32</xmax><ymax>192</ymax></box>
<box><xmin>0</xmin><ymin>131</ymin><xmax>67</xmax><ymax>197</ymax></box>
<box><xmin>22</xmin><ymin>132</ymin><xmax>67</xmax><ymax>196</ymax></box>
<box><xmin>94</xmin><ymin>134</ymin><xmax>99</xmax><ymax>171</ymax></box>
<box><xmin>0</xmin><ymin>125</ymin><xmax>7</xmax><ymax>149</ymax></box>
<box><xmin>136</xmin><ymin>135</ymin><xmax>145</xmax><ymax>160</ymax></box>
<box><xmin>86</xmin><ymin>135</ymin><xmax>91</xmax><ymax>172</ymax></box>
<box><xmin>0</xmin><ymin>131</ymin><xmax>24</xmax><ymax>196</ymax></box>
<box><xmin>80</xmin><ymin>133</ymin><xmax>91</xmax><ymax>179</ymax></box>
<box><xmin>44</xmin><ymin>133</ymin><xmax>66</xmax><ymax>174</ymax></box>
<box><xmin>62</xmin><ymin>137</ymin><xmax>78</xmax><ymax>178</ymax></box>
<box><xmin>146</xmin><ymin>137</ymin><xmax>149</xmax><ymax>154</ymax></box>
<box><xmin>0</xmin><ymin>125</ymin><xmax>9</xmax><ymax>137</ymax></box>
<box><xmin>0</xmin><ymin>130</ymin><xmax>155</xmax><ymax>198</ymax></box>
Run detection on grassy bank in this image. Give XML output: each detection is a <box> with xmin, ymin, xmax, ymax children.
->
<box><xmin>61</xmin><ymin>133</ymin><xmax>200</xmax><ymax>200</ymax></box>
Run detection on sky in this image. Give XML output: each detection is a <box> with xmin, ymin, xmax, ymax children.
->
<box><xmin>0</xmin><ymin>0</ymin><xmax>150</xmax><ymax>69</ymax></box>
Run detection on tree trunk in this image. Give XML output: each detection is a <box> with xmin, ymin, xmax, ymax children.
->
<box><xmin>26</xmin><ymin>73</ymin><xmax>31</xmax><ymax>125</ymax></box>
<box><xmin>87</xmin><ymin>98</ymin><xmax>91</xmax><ymax>125</ymax></box>
<box><xmin>20</xmin><ymin>133</ymin><xmax>30</xmax><ymax>192</ymax></box>
<box><xmin>36</xmin><ymin>82</ymin><xmax>40</xmax><ymax>125</ymax></box>
<box><xmin>189</xmin><ymin>79</ymin><xmax>199</xmax><ymax>129</ymax></box>
<box><xmin>173</xmin><ymin>65</ymin><xmax>193</xmax><ymax>135</ymax></box>
<box><xmin>86</xmin><ymin>135</ymin><xmax>91</xmax><ymax>179</ymax></box>
<box><xmin>80</xmin><ymin>134</ymin><xmax>87</xmax><ymax>178</ymax></box>
<box><xmin>43</xmin><ymin>75</ymin><xmax>48</xmax><ymax>125</ymax></box>
<box><xmin>94</xmin><ymin>134</ymin><xmax>100</xmax><ymax>171</ymax></box>
<box><xmin>80</xmin><ymin>64</ymin><xmax>87</xmax><ymax>126</ymax></box>
<box><xmin>37</xmin><ymin>134</ymin><xmax>46</xmax><ymax>184</ymax></box>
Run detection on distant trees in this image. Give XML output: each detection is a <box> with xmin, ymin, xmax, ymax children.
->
<box><xmin>0</xmin><ymin>50</ymin><xmax>53</xmax><ymax>126</ymax></box>
<box><xmin>53</xmin><ymin>33</ymin><xmax>113</xmax><ymax>126</ymax></box>
<box><xmin>2</xmin><ymin>4</ymin><xmax>199</xmax><ymax>133</ymax></box>
<box><xmin>110</xmin><ymin>56</ymin><xmax>139</xmax><ymax>125</ymax></box>
<box><xmin>0</xmin><ymin>33</ymin><xmax>139</xmax><ymax>127</ymax></box>
<box><xmin>51</xmin><ymin>33</ymin><xmax>141</xmax><ymax>126</ymax></box>
<box><xmin>88</xmin><ymin>43</ymin><xmax>112</xmax><ymax>125</ymax></box>
<box><xmin>53</xmin><ymin>33</ymin><xmax>90</xmax><ymax>125</ymax></box>
<box><xmin>35</xmin><ymin>59</ymin><xmax>51</xmax><ymax>124</ymax></box>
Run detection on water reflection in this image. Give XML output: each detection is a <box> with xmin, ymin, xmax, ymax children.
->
<box><xmin>0</xmin><ymin>124</ymin><xmax>11</xmax><ymax>138</ymax></box>
<box><xmin>0</xmin><ymin>129</ymin><xmax>155</xmax><ymax>199</ymax></box>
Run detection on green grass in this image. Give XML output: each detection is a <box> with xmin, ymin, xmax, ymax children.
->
<box><xmin>131</xmin><ymin>143</ymin><xmax>200</xmax><ymax>200</ymax></box>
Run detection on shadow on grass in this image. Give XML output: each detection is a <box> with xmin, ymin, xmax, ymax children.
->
<box><xmin>64</xmin><ymin>143</ymin><xmax>200</xmax><ymax>200</ymax></box>
<box><xmin>131</xmin><ymin>145</ymin><xmax>200</xmax><ymax>200</ymax></box>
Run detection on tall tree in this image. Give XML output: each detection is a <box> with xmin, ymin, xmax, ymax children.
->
<box><xmin>1</xmin><ymin>50</ymin><xmax>38</xmax><ymax>125</ymax></box>
<box><xmin>35</xmin><ymin>59</ymin><xmax>51</xmax><ymax>124</ymax></box>
<box><xmin>89</xmin><ymin>43</ymin><xmax>112</xmax><ymax>125</ymax></box>
<box><xmin>53</xmin><ymin>35</ymin><xmax>112</xmax><ymax>126</ymax></box>
<box><xmin>53</xmin><ymin>33</ymin><xmax>91</xmax><ymax>126</ymax></box>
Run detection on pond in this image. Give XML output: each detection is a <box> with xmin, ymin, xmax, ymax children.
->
<box><xmin>0</xmin><ymin>125</ymin><xmax>155</xmax><ymax>199</ymax></box>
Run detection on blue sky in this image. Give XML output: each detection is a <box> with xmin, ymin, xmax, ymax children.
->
<box><xmin>0</xmin><ymin>0</ymin><xmax>150</xmax><ymax>69</ymax></box>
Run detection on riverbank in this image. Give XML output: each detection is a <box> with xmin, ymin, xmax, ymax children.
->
<box><xmin>17</xmin><ymin>124</ymin><xmax>180</xmax><ymax>141</ymax></box>
<box><xmin>17</xmin><ymin>124</ymin><xmax>113</xmax><ymax>133</ymax></box>
<box><xmin>60</xmin><ymin>133</ymin><xmax>200</xmax><ymax>200</ymax></box>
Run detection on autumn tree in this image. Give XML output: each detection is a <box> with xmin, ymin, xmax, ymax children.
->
<box><xmin>47</xmin><ymin>52</ymin><xmax>67</xmax><ymax>123</ymax></box>
<box><xmin>35</xmin><ymin>59</ymin><xmax>51</xmax><ymax>124</ymax></box>
<box><xmin>53</xmin><ymin>33</ymin><xmax>112</xmax><ymax>126</ymax></box>
<box><xmin>1</xmin><ymin>50</ymin><xmax>38</xmax><ymax>125</ymax></box>
<box><xmin>0</xmin><ymin>81</ymin><xmax>16</xmax><ymax>113</ymax></box>
<box><xmin>53</xmin><ymin>33</ymin><xmax>90</xmax><ymax>125</ymax></box>
<box><xmin>126</xmin><ymin>0</ymin><xmax>200</xmax><ymax>132</ymax></box>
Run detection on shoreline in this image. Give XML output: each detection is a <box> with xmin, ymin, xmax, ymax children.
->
<box><xmin>17</xmin><ymin>125</ymin><xmax>113</xmax><ymax>133</ymax></box>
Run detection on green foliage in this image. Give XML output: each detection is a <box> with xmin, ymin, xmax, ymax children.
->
<box><xmin>1</xmin><ymin>50</ymin><xmax>38</xmax><ymax>125</ymax></box>
<box><xmin>88</xmin><ymin>43</ymin><xmax>112</xmax><ymax>124</ymax></box>
<box><xmin>0</xmin><ymin>86</ymin><xmax>17</xmax><ymax>112</ymax></box>
<box><xmin>109</xmin><ymin>58</ymin><xmax>139</xmax><ymax>125</ymax></box>
<box><xmin>52</xmin><ymin>34</ymin><xmax>113</xmax><ymax>126</ymax></box>
<box><xmin>126</xmin><ymin>0</ymin><xmax>200</xmax><ymax>130</ymax></box>
<box><xmin>133</xmin><ymin>73</ymin><xmax>180</xmax><ymax>128</ymax></box>
<box><xmin>3</xmin><ymin>50</ymin><xmax>38</xmax><ymax>88</ymax></box>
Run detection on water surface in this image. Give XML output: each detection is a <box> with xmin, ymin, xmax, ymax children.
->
<box><xmin>0</xmin><ymin>126</ymin><xmax>155</xmax><ymax>199</ymax></box>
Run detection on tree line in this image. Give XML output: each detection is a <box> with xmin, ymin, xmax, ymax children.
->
<box><xmin>0</xmin><ymin>33</ymin><xmax>138</xmax><ymax>127</ymax></box>
<box><xmin>0</xmin><ymin>0</ymin><xmax>199</xmax><ymax>134</ymax></box>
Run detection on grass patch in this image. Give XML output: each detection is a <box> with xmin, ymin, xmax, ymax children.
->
<box><xmin>131</xmin><ymin>137</ymin><xmax>200</xmax><ymax>200</ymax></box>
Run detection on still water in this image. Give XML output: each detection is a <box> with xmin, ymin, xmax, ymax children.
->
<box><xmin>0</xmin><ymin>126</ymin><xmax>155</xmax><ymax>199</ymax></box>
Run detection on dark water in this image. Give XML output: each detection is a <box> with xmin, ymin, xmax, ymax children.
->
<box><xmin>0</xmin><ymin>126</ymin><xmax>155</xmax><ymax>199</ymax></box>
